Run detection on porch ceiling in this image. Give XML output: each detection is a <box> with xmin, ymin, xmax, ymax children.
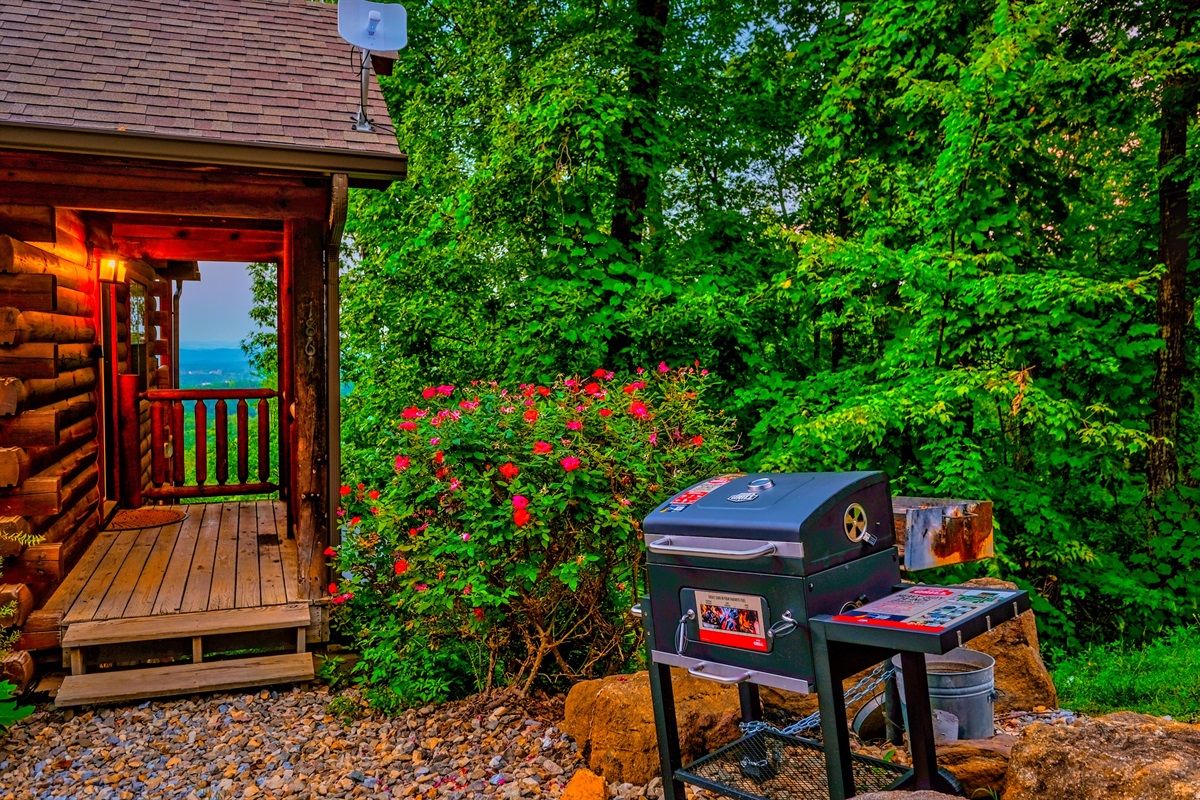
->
<box><xmin>111</xmin><ymin>215</ymin><xmax>285</xmax><ymax>263</ymax></box>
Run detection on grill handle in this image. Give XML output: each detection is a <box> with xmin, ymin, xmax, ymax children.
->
<box><xmin>687</xmin><ymin>661</ymin><xmax>752</xmax><ymax>684</ymax></box>
<box><xmin>647</xmin><ymin>537</ymin><xmax>777</xmax><ymax>560</ymax></box>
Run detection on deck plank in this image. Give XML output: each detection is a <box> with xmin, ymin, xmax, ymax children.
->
<box><xmin>207</xmin><ymin>503</ymin><xmax>240</xmax><ymax>611</ymax></box>
<box><xmin>235</xmin><ymin>503</ymin><xmax>262</xmax><ymax>608</ymax></box>
<box><xmin>63</xmin><ymin>603</ymin><xmax>312</xmax><ymax>648</ymax></box>
<box><xmin>280</xmin><ymin>538</ymin><xmax>300</xmax><ymax>605</ymax></box>
<box><xmin>180</xmin><ymin>505</ymin><xmax>222</xmax><ymax>613</ymax></box>
<box><xmin>63</xmin><ymin>531</ymin><xmax>140</xmax><ymax>624</ymax></box>
<box><xmin>122</xmin><ymin>521</ymin><xmax>184</xmax><ymax>618</ymax></box>
<box><xmin>39</xmin><ymin>530</ymin><xmax>119</xmax><ymax>617</ymax></box>
<box><xmin>257</xmin><ymin>501</ymin><xmax>287</xmax><ymax>606</ymax></box>
<box><xmin>151</xmin><ymin>508</ymin><xmax>205</xmax><ymax>615</ymax></box>
<box><xmin>273</xmin><ymin>499</ymin><xmax>288</xmax><ymax>540</ymax></box>
<box><xmin>91</xmin><ymin>527</ymin><xmax>161</xmax><ymax>621</ymax></box>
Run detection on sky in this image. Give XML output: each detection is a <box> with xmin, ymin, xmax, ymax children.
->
<box><xmin>178</xmin><ymin>262</ymin><xmax>259</xmax><ymax>349</ymax></box>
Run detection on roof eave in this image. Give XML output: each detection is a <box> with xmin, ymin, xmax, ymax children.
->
<box><xmin>0</xmin><ymin>121</ymin><xmax>407</xmax><ymax>188</ymax></box>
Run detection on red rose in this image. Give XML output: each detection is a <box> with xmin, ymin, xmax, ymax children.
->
<box><xmin>598</xmin><ymin>408</ymin><xmax>612</xmax><ymax>417</ymax></box>
<box><xmin>434</xmin><ymin>451</ymin><xmax>444</xmax><ymax>465</ymax></box>
<box><xmin>422</xmin><ymin>387</ymin><xmax>437</xmax><ymax>399</ymax></box>
<box><xmin>473</xmin><ymin>608</ymin><xmax>485</xmax><ymax>621</ymax></box>
<box><xmin>394</xmin><ymin>558</ymin><xmax>408</xmax><ymax>575</ymax></box>
<box><xmin>328</xmin><ymin>583</ymin><xmax>338</xmax><ymax>594</ymax></box>
<box><xmin>592</xmin><ymin>368</ymin><xmax>608</xmax><ymax>378</ymax></box>
<box><xmin>513</xmin><ymin>508</ymin><xmax>531</xmax><ymax>527</ymax></box>
<box><xmin>399</xmin><ymin>421</ymin><xmax>417</xmax><ymax>431</ymax></box>
<box><xmin>339</xmin><ymin>485</ymin><xmax>351</xmax><ymax>496</ymax></box>
<box><xmin>560</xmin><ymin>456</ymin><xmax>581</xmax><ymax>472</ymax></box>
<box><xmin>537</xmin><ymin>386</ymin><xmax>551</xmax><ymax>397</ymax></box>
<box><xmin>323</xmin><ymin>546</ymin><xmax>336</xmax><ymax>556</ymax></box>
<box><xmin>524</xmin><ymin>408</ymin><xmax>539</xmax><ymax>423</ymax></box>
<box><xmin>368</xmin><ymin>489</ymin><xmax>380</xmax><ymax>500</ymax></box>
<box><xmin>584</xmin><ymin>382</ymin><xmax>601</xmax><ymax>395</ymax></box>
<box><xmin>533</xmin><ymin>441</ymin><xmax>552</xmax><ymax>454</ymax></box>
<box><xmin>499</xmin><ymin>462</ymin><xmax>519</xmax><ymax>480</ymax></box>
<box><xmin>692</xmin><ymin>435</ymin><xmax>704</xmax><ymax>446</ymax></box>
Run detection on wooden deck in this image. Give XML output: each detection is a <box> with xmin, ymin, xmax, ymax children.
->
<box><xmin>27</xmin><ymin>500</ymin><xmax>316</xmax><ymax>707</ymax></box>
<box><xmin>42</xmin><ymin>500</ymin><xmax>299</xmax><ymax>626</ymax></box>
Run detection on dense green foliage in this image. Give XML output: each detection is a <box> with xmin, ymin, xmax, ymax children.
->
<box><xmin>1053</xmin><ymin>624</ymin><xmax>1200</xmax><ymax>722</ymax></box>
<box><xmin>329</xmin><ymin>368</ymin><xmax>733</xmax><ymax>706</ymax></box>
<box><xmin>240</xmin><ymin>0</ymin><xmax>1200</xmax><ymax>666</ymax></box>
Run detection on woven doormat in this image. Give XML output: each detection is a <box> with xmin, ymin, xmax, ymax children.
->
<box><xmin>108</xmin><ymin>507</ymin><xmax>188</xmax><ymax>530</ymax></box>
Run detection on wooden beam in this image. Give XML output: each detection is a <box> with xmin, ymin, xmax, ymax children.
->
<box><xmin>0</xmin><ymin>370</ymin><xmax>98</xmax><ymax>416</ymax></box>
<box><xmin>26</xmin><ymin>210</ymin><xmax>91</xmax><ymax>267</ymax></box>
<box><xmin>0</xmin><ymin>308</ymin><xmax>96</xmax><ymax>345</ymax></box>
<box><xmin>0</xmin><ymin>273</ymin><xmax>56</xmax><ymax>312</ymax></box>
<box><xmin>286</xmin><ymin>218</ymin><xmax>329</xmax><ymax>600</ymax></box>
<box><xmin>115</xmin><ymin>239</ymin><xmax>283</xmax><ymax>262</ymax></box>
<box><xmin>0</xmin><ymin>447</ymin><xmax>31</xmax><ymax>487</ymax></box>
<box><xmin>0</xmin><ymin>235</ymin><xmax>96</xmax><ymax>293</ymax></box>
<box><xmin>111</xmin><ymin>214</ymin><xmax>284</xmax><ymax>232</ymax></box>
<box><xmin>0</xmin><ymin>205</ymin><xmax>55</xmax><ymax>242</ymax></box>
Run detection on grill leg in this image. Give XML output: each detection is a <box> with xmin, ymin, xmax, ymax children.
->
<box><xmin>738</xmin><ymin>683</ymin><xmax>762</xmax><ymax>723</ymax></box>
<box><xmin>648</xmin><ymin>660</ymin><xmax>686</xmax><ymax>800</ymax></box>
<box><xmin>812</xmin><ymin>626</ymin><xmax>855</xmax><ymax>800</ymax></box>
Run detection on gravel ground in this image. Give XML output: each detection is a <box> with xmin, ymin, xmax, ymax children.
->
<box><xmin>0</xmin><ymin>686</ymin><xmax>587</xmax><ymax>800</ymax></box>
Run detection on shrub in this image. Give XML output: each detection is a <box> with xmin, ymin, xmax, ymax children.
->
<box><xmin>1052</xmin><ymin>624</ymin><xmax>1200</xmax><ymax>722</ymax></box>
<box><xmin>331</xmin><ymin>365</ymin><xmax>736</xmax><ymax>706</ymax></box>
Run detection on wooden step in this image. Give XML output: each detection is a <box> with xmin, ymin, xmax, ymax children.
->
<box><xmin>55</xmin><ymin>652</ymin><xmax>314</xmax><ymax>707</ymax></box>
<box><xmin>61</xmin><ymin>603</ymin><xmax>310</xmax><ymax>648</ymax></box>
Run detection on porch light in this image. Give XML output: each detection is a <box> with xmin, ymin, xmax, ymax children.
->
<box><xmin>100</xmin><ymin>257</ymin><xmax>125</xmax><ymax>283</ymax></box>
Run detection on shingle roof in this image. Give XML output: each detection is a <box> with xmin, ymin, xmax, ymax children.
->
<box><xmin>0</xmin><ymin>0</ymin><xmax>402</xmax><ymax>161</ymax></box>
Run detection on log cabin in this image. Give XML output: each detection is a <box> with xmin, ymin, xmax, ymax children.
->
<box><xmin>0</xmin><ymin>0</ymin><xmax>406</xmax><ymax>705</ymax></box>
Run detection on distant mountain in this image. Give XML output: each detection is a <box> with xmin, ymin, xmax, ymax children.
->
<box><xmin>178</xmin><ymin>347</ymin><xmax>263</xmax><ymax>389</ymax></box>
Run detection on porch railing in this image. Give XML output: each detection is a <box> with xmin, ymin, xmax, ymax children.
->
<box><xmin>142</xmin><ymin>388</ymin><xmax>279</xmax><ymax>500</ymax></box>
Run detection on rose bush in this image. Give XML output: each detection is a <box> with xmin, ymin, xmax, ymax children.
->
<box><xmin>330</xmin><ymin>365</ymin><xmax>735</xmax><ymax>708</ymax></box>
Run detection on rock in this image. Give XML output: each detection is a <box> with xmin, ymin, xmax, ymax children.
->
<box><xmin>563</xmin><ymin>670</ymin><xmax>741</xmax><ymax>784</ymax></box>
<box><xmin>959</xmin><ymin>578</ymin><xmax>1056</xmax><ymax>713</ymax></box>
<box><xmin>561</xmin><ymin>768</ymin><xmax>608</xmax><ymax>800</ymax></box>
<box><xmin>1002</xmin><ymin>712</ymin><xmax>1200</xmax><ymax>800</ymax></box>
<box><xmin>855</xmin><ymin>793</ymin><xmax>961</xmax><ymax>800</ymax></box>
<box><xmin>936</xmin><ymin>734</ymin><xmax>1013</xmax><ymax>796</ymax></box>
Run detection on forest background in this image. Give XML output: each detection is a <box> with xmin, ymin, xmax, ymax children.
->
<box><xmin>243</xmin><ymin>0</ymin><xmax>1200</xmax><ymax>655</ymax></box>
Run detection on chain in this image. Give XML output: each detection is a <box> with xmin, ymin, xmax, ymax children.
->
<box><xmin>741</xmin><ymin>662</ymin><xmax>895</xmax><ymax>736</ymax></box>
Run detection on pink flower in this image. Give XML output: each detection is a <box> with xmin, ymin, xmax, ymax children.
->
<box><xmin>566</xmin><ymin>420</ymin><xmax>582</xmax><ymax>431</ymax></box>
<box><xmin>512</xmin><ymin>495</ymin><xmax>529</xmax><ymax>509</ymax></box>
<box><xmin>649</xmin><ymin>433</ymin><xmax>658</xmax><ymax>446</ymax></box>
<box><xmin>592</xmin><ymin>368</ymin><xmax>608</xmax><ymax>378</ymax></box>
<box><xmin>395</xmin><ymin>455</ymin><xmax>410</xmax><ymax>472</ymax></box>
<box><xmin>461</xmin><ymin>532</ymin><xmax>470</xmax><ymax>542</ymax></box>
<box><xmin>422</xmin><ymin>387</ymin><xmax>437</xmax><ymax>399</ymax></box>
<box><xmin>324</xmin><ymin>546</ymin><xmax>336</xmax><ymax>556</ymax></box>
<box><xmin>449</xmin><ymin>478</ymin><xmax>461</xmax><ymax>491</ymax></box>
<box><xmin>513</xmin><ymin>508</ymin><xmax>531</xmax><ymax>527</ymax></box>
<box><xmin>499</xmin><ymin>462</ymin><xmax>519</xmax><ymax>480</ymax></box>
<box><xmin>399</xmin><ymin>421</ymin><xmax>418</xmax><ymax>431</ymax></box>
<box><xmin>401</xmin><ymin>406</ymin><xmax>428</xmax><ymax>419</ymax></box>
<box><xmin>564</xmin><ymin>378</ymin><xmax>578</xmax><ymax>389</ymax></box>
<box><xmin>561</xmin><ymin>456</ymin><xmax>581</xmax><ymax>472</ymax></box>
<box><xmin>701</xmin><ymin>369</ymin><xmax>708</xmax><ymax>376</ymax></box>
<box><xmin>436</xmin><ymin>385</ymin><xmax>455</xmax><ymax>396</ymax></box>
<box><xmin>430</xmin><ymin>437</ymin><xmax>440</xmax><ymax>446</ymax></box>
<box><xmin>337</xmin><ymin>508</ymin><xmax>346</xmax><ymax>517</ymax></box>
<box><xmin>658</xmin><ymin>361</ymin><xmax>669</xmax><ymax>373</ymax></box>
<box><xmin>500</xmin><ymin>406</ymin><xmax>515</xmax><ymax>413</ymax></box>
<box><xmin>459</xmin><ymin>399</ymin><xmax>479</xmax><ymax>411</ymax></box>
<box><xmin>331</xmin><ymin>593</ymin><xmax>353</xmax><ymax>605</ymax></box>
<box><xmin>462</xmin><ymin>585</ymin><xmax>472</xmax><ymax>596</ymax></box>
<box><xmin>620</xmin><ymin>498</ymin><xmax>631</xmax><ymax>506</ymax></box>
<box><xmin>533</xmin><ymin>441</ymin><xmax>552</xmax><ymax>455</ymax></box>
<box><xmin>629</xmin><ymin>401</ymin><xmax>649</xmax><ymax>419</ymax></box>
<box><xmin>584</xmin><ymin>382</ymin><xmax>602</xmax><ymax>396</ymax></box>
<box><xmin>622</xmin><ymin>381</ymin><xmax>645</xmax><ymax>394</ymax></box>
<box><xmin>637</xmin><ymin>367</ymin><xmax>646</xmax><ymax>375</ymax></box>
<box><xmin>415</xmin><ymin>583</ymin><xmax>428</xmax><ymax>592</ymax></box>
<box><xmin>395</xmin><ymin>558</ymin><xmax>408</xmax><ymax>575</ymax></box>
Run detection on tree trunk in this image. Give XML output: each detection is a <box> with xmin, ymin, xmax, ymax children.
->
<box><xmin>1148</xmin><ymin>8</ymin><xmax>1199</xmax><ymax>497</ymax></box>
<box><xmin>610</xmin><ymin>0</ymin><xmax>670</xmax><ymax>250</ymax></box>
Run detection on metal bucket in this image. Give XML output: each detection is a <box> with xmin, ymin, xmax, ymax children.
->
<box><xmin>891</xmin><ymin>648</ymin><xmax>996</xmax><ymax>740</ymax></box>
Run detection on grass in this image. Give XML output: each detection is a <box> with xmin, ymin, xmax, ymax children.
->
<box><xmin>1053</xmin><ymin>624</ymin><xmax>1200</xmax><ymax>722</ymax></box>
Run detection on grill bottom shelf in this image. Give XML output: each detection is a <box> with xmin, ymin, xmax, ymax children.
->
<box><xmin>675</xmin><ymin>730</ymin><xmax>908</xmax><ymax>800</ymax></box>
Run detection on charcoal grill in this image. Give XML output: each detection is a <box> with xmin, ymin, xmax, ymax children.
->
<box><xmin>637</xmin><ymin>472</ymin><xmax>1029</xmax><ymax>800</ymax></box>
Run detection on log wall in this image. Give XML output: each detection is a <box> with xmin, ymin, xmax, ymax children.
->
<box><xmin>0</xmin><ymin>208</ymin><xmax>106</xmax><ymax>602</ymax></box>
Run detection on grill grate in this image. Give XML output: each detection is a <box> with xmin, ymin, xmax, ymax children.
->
<box><xmin>675</xmin><ymin>730</ymin><xmax>907</xmax><ymax>800</ymax></box>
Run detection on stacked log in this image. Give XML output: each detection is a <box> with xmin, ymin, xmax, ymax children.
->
<box><xmin>0</xmin><ymin>209</ymin><xmax>103</xmax><ymax>603</ymax></box>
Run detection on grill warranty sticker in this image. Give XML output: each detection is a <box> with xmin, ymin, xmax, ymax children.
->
<box><xmin>669</xmin><ymin>474</ymin><xmax>744</xmax><ymax>505</ymax></box>
<box><xmin>832</xmin><ymin>586</ymin><xmax>1010</xmax><ymax>632</ymax></box>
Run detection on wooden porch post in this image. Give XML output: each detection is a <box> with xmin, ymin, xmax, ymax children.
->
<box><xmin>117</xmin><ymin>373</ymin><xmax>142</xmax><ymax>508</ymax></box>
<box><xmin>284</xmin><ymin>218</ymin><xmax>328</xmax><ymax>601</ymax></box>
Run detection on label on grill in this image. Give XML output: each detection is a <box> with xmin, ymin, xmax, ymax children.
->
<box><xmin>833</xmin><ymin>586</ymin><xmax>1009</xmax><ymax>632</ymax></box>
<box><xmin>670</xmin><ymin>474</ymin><xmax>745</xmax><ymax>505</ymax></box>
<box><xmin>694</xmin><ymin>590</ymin><xmax>769</xmax><ymax>652</ymax></box>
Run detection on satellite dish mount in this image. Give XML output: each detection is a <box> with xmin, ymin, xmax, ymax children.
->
<box><xmin>338</xmin><ymin>0</ymin><xmax>408</xmax><ymax>132</ymax></box>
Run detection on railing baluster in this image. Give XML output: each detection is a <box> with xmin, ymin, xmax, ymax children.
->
<box><xmin>257</xmin><ymin>398</ymin><xmax>270</xmax><ymax>483</ymax></box>
<box><xmin>195</xmin><ymin>399</ymin><xmax>207</xmax><ymax>486</ymax></box>
<box><xmin>150</xmin><ymin>400</ymin><xmax>167</xmax><ymax>487</ymax></box>
<box><xmin>215</xmin><ymin>399</ymin><xmax>229</xmax><ymax>485</ymax></box>
<box><xmin>236</xmin><ymin>399</ymin><xmax>249</xmax><ymax>485</ymax></box>
<box><xmin>171</xmin><ymin>400</ymin><xmax>185</xmax><ymax>485</ymax></box>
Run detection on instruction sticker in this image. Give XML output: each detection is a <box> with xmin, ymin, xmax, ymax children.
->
<box><xmin>694</xmin><ymin>590</ymin><xmax>769</xmax><ymax>652</ymax></box>
<box><xmin>832</xmin><ymin>586</ymin><xmax>1011</xmax><ymax>632</ymax></box>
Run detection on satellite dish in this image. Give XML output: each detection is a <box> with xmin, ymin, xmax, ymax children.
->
<box><xmin>337</xmin><ymin>0</ymin><xmax>408</xmax><ymax>132</ymax></box>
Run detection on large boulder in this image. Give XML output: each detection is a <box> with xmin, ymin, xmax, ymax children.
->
<box><xmin>562</xmin><ymin>670</ymin><xmax>742</xmax><ymax>784</ymax></box>
<box><xmin>936</xmin><ymin>734</ymin><xmax>1014</xmax><ymax>796</ymax></box>
<box><xmin>1002</xmin><ymin>712</ymin><xmax>1200</xmax><ymax>800</ymax></box>
<box><xmin>960</xmin><ymin>578</ymin><xmax>1057</xmax><ymax>713</ymax></box>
